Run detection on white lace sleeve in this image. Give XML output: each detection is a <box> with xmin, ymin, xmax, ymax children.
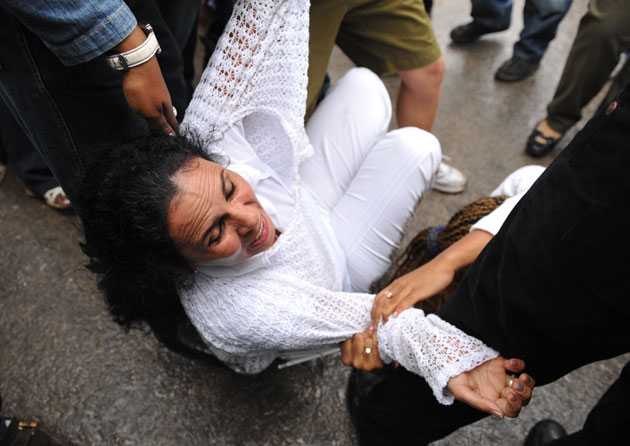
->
<box><xmin>181</xmin><ymin>274</ymin><xmax>375</xmax><ymax>373</ymax></box>
<box><xmin>183</xmin><ymin>272</ymin><xmax>497</xmax><ymax>403</ymax></box>
<box><xmin>377</xmin><ymin>310</ymin><xmax>498</xmax><ymax>405</ymax></box>
<box><xmin>182</xmin><ymin>0</ymin><xmax>313</xmax><ymax>174</ymax></box>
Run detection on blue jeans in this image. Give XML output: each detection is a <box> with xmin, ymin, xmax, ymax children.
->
<box><xmin>471</xmin><ymin>0</ymin><xmax>572</xmax><ymax>61</ymax></box>
<box><xmin>0</xmin><ymin>0</ymin><xmax>189</xmax><ymax>200</ymax></box>
<box><xmin>0</xmin><ymin>100</ymin><xmax>59</xmax><ymax>196</ymax></box>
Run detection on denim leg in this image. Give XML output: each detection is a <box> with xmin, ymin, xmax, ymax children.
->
<box><xmin>0</xmin><ymin>2</ymin><xmax>187</xmax><ymax>201</ymax></box>
<box><xmin>470</xmin><ymin>0</ymin><xmax>513</xmax><ymax>31</ymax></box>
<box><xmin>0</xmin><ymin>100</ymin><xmax>58</xmax><ymax>196</ymax></box>
<box><xmin>513</xmin><ymin>0</ymin><xmax>572</xmax><ymax>61</ymax></box>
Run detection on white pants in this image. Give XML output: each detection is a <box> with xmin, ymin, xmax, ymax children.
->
<box><xmin>301</xmin><ymin>68</ymin><xmax>441</xmax><ymax>292</ymax></box>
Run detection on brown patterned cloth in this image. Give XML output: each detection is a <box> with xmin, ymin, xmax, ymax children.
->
<box><xmin>389</xmin><ymin>196</ymin><xmax>508</xmax><ymax>314</ymax></box>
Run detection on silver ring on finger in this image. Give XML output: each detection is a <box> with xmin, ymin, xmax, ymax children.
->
<box><xmin>364</xmin><ymin>347</ymin><xmax>372</xmax><ymax>354</ymax></box>
<box><xmin>385</xmin><ymin>290</ymin><xmax>393</xmax><ymax>300</ymax></box>
<box><xmin>508</xmin><ymin>374</ymin><xmax>515</xmax><ymax>388</ymax></box>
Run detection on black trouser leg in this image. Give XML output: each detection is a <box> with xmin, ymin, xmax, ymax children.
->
<box><xmin>549</xmin><ymin>361</ymin><xmax>630</xmax><ymax>445</ymax></box>
<box><xmin>357</xmin><ymin>85</ymin><xmax>630</xmax><ymax>445</ymax></box>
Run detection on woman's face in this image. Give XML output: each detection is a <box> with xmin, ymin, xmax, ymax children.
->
<box><xmin>167</xmin><ymin>157</ymin><xmax>276</xmax><ymax>266</ymax></box>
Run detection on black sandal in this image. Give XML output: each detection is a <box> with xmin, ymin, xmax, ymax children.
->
<box><xmin>525</xmin><ymin>127</ymin><xmax>561</xmax><ymax>158</ymax></box>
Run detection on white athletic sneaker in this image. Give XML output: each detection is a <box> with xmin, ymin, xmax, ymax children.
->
<box><xmin>433</xmin><ymin>161</ymin><xmax>467</xmax><ymax>194</ymax></box>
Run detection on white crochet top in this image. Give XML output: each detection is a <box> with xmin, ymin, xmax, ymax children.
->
<box><xmin>180</xmin><ymin>0</ymin><xmax>497</xmax><ymax>404</ymax></box>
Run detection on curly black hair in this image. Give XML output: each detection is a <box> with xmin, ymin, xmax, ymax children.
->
<box><xmin>74</xmin><ymin>134</ymin><xmax>222</xmax><ymax>356</ymax></box>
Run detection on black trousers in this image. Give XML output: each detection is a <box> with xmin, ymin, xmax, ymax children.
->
<box><xmin>356</xmin><ymin>85</ymin><xmax>630</xmax><ymax>445</ymax></box>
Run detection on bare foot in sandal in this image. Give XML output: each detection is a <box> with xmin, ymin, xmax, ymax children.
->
<box><xmin>525</xmin><ymin>119</ymin><xmax>563</xmax><ymax>158</ymax></box>
<box><xmin>26</xmin><ymin>186</ymin><xmax>72</xmax><ymax>211</ymax></box>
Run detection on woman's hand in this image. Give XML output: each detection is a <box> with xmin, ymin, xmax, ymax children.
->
<box><xmin>371</xmin><ymin>260</ymin><xmax>455</xmax><ymax>326</ymax></box>
<box><xmin>340</xmin><ymin>328</ymin><xmax>385</xmax><ymax>371</ymax></box>
<box><xmin>447</xmin><ymin>357</ymin><xmax>535</xmax><ymax>419</ymax></box>
<box><xmin>371</xmin><ymin>230</ymin><xmax>493</xmax><ymax>326</ymax></box>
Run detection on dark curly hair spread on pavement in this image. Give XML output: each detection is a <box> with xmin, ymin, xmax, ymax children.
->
<box><xmin>74</xmin><ymin>134</ymin><xmax>222</xmax><ymax>358</ymax></box>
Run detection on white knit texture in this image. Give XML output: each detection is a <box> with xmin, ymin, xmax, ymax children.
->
<box><xmin>180</xmin><ymin>0</ymin><xmax>498</xmax><ymax>405</ymax></box>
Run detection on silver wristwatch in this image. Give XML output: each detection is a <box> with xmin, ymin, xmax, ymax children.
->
<box><xmin>106</xmin><ymin>24</ymin><xmax>161</xmax><ymax>71</ymax></box>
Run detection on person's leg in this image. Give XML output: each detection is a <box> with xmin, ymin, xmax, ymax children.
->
<box><xmin>356</xmin><ymin>85</ymin><xmax>630</xmax><ymax>444</ymax></box>
<box><xmin>331</xmin><ymin>126</ymin><xmax>440</xmax><ymax>292</ymax></box>
<box><xmin>596</xmin><ymin>54</ymin><xmax>630</xmax><ymax>110</ymax></box>
<box><xmin>305</xmin><ymin>0</ymin><xmax>349</xmax><ymax>120</ymax></box>
<box><xmin>302</xmin><ymin>68</ymin><xmax>440</xmax><ymax>292</ymax></box>
<box><xmin>0</xmin><ymin>99</ymin><xmax>58</xmax><ymax>197</ymax></box>
<box><xmin>548</xmin><ymin>361</ymin><xmax>630</xmax><ymax>445</ymax></box>
<box><xmin>396</xmin><ymin>57</ymin><xmax>445</xmax><ymax>131</ymax></box>
<box><xmin>513</xmin><ymin>0</ymin><xmax>572</xmax><ymax>62</ymax></box>
<box><xmin>545</xmin><ymin>0</ymin><xmax>630</xmax><ymax>132</ymax></box>
<box><xmin>302</xmin><ymin>68</ymin><xmax>392</xmax><ymax>213</ymax></box>
<box><xmin>335</xmin><ymin>0</ymin><xmax>443</xmax><ymax>131</ymax></box>
<box><xmin>336</xmin><ymin>0</ymin><xmax>465</xmax><ymax>193</ymax></box>
<box><xmin>526</xmin><ymin>0</ymin><xmax>630</xmax><ymax>157</ymax></box>
<box><xmin>154</xmin><ymin>0</ymin><xmax>200</xmax><ymax>104</ymax></box>
<box><xmin>470</xmin><ymin>0</ymin><xmax>513</xmax><ymax>30</ymax></box>
<box><xmin>450</xmin><ymin>0</ymin><xmax>512</xmax><ymax>44</ymax></box>
<box><xmin>495</xmin><ymin>0</ymin><xmax>572</xmax><ymax>82</ymax></box>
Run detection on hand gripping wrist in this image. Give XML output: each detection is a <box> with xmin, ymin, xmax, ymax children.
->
<box><xmin>106</xmin><ymin>24</ymin><xmax>161</xmax><ymax>71</ymax></box>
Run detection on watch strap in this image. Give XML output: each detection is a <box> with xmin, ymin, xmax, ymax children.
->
<box><xmin>106</xmin><ymin>26</ymin><xmax>161</xmax><ymax>71</ymax></box>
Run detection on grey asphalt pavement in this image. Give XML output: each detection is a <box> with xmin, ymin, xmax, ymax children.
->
<box><xmin>1</xmin><ymin>0</ymin><xmax>627</xmax><ymax>445</ymax></box>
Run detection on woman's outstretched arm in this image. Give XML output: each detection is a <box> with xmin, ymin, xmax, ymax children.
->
<box><xmin>342</xmin><ymin>329</ymin><xmax>534</xmax><ymax>419</ymax></box>
<box><xmin>371</xmin><ymin>229</ymin><xmax>493</xmax><ymax>326</ymax></box>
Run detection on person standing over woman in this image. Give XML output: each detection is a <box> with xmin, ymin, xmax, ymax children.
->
<box><xmin>525</xmin><ymin>0</ymin><xmax>630</xmax><ymax>158</ymax></box>
<box><xmin>450</xmin><ymin>0</ymin><xmax>573</xmax><ymax>82</ymax></box>
<box><xmin>0</xmin><ymin>0</ymin><xmax>190</xmax><ymax>200</ymax></box>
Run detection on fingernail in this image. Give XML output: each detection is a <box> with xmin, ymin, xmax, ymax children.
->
<box><xmin>368</xmin><ymin>324</ymin><xmax>375</xmax><ymax>332</ymax></box>
<box><xmin>392</xmin><ymin>311</ymin><xmax>398</xmax><ymax>318</ymax></box>
<box><xmin>510</xmin><ymin>359</ymin><xmax>520</xmax><ymax>367</ymax></box>
<box><xmin>168</xmin><ymin>131</ymin><xmax>176</xmax><ymax>136</ymax></box>
<box><xmin>491</xmin><ymin>410</ymin><xmax>503</xmax><ymax>419</ymax></box>
<box><xmin>515</xmin><ymin>383</ymin><xmax>525</xmax><ymax>392</ymax></box>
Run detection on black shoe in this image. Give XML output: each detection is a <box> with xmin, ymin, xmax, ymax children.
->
<box><xmin>495</xmin><ymin>56</ymin><xmax>539</xmax><ymax>82</ymax></box>
<box><xmin>524</xmin><ymin>419</ymin><xmax>567</xmax><ymax>446</ymax></box>
<box><xmin>450</xmin><ymin>21</ymin><xmax>505</xmax><ymax>44</ymax></box>
<box><xmin>525</xmin><ymin>125</ymin><xmax>562</xmax><ymax>158</ymax></box>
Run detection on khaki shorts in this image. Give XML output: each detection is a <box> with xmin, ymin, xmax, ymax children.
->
<box><xmin>307</xmin><ymin>0</ymin><xmax>441</xmax><ymax>118</ymax></box>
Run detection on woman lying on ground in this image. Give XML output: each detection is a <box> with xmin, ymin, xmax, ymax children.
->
<box><xmin>76</xmin><ymin>0</ymin><xmax>532</xmax><ymax>417</ymax></box>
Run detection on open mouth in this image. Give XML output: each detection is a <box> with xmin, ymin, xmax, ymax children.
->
<box><xmin>249</xmin><ymin>217</ymin><xmax>267</xmax><ymax>249</ymax></box>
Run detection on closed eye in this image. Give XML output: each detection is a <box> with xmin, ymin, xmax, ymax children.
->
<box><xmin>226</xmin><ymin>179</ymin><xmax>235</xmax><ymax>200</ymax></box>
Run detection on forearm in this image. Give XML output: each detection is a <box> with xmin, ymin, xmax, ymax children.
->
<box><xmin>2</xmin><ymin>0</ymin><xmax>136</xmax><ymax>65</ymax></box>
<box><xmin>377</xmin><ymin>309</ymin><xmax>498</xmax><ymax>405</ymax></box>
<box><xmin>435</xmin><ymin>229</ymin><xmax>493</xmax><ymax>272</ymax></box>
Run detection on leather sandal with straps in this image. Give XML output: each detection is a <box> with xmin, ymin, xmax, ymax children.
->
<box><xmin>525</xmin><ymin>127</ymin><xmax>561</xmax><ymax>158</ymax></box>
<box><xmin>25</xmin><ymin>186</ymin><xmax>72</xmax><ymax>211</ymax></box>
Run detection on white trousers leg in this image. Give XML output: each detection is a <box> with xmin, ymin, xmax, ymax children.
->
<box><xmin>302</xmin><ymin>68</ymin><xmax>442</xmax><ymax>292</ymax></box>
